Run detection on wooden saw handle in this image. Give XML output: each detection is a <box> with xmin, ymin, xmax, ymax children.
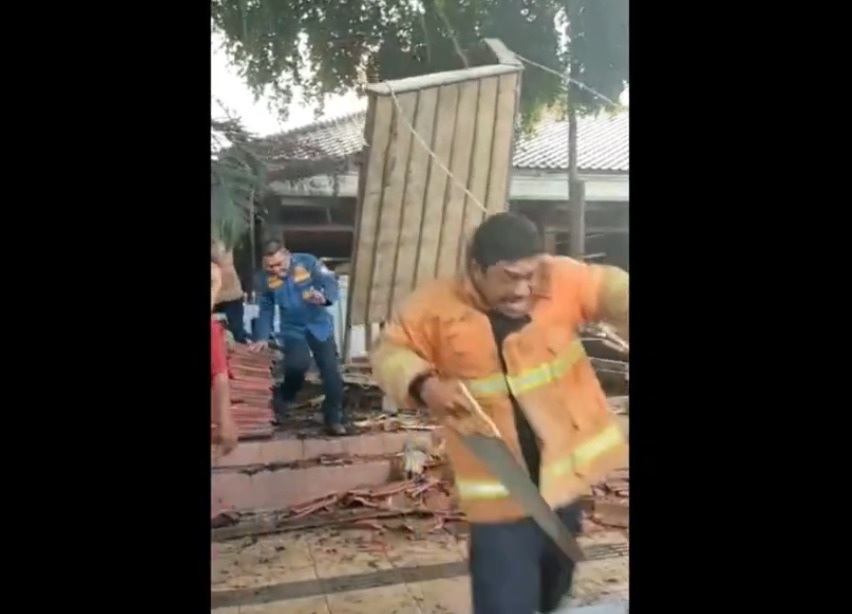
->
<box><xmin>457</xmin><ymin>383</ymin><xmax>502</xmax><ymax>438</ymax></box>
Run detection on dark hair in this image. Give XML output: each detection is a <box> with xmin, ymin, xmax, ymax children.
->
<box><xmin>263</xmin><ymin>239</ymin><xmax>286</xmax><ymax>256</ymax></box>
<box><xmin>469</xmin><ymin>212</ymin><xmax>543</xmax><ymax>269</ymax></box>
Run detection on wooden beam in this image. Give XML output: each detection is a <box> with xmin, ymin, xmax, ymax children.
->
<box><xmin>281</xmin><ymin>224</ymin><xmax>353</xmax><ymax>233</ymax></box>
<box><xmin>545</xmin><ymin>224</ymin><xmax>629</xmax><ymax>235</ymax></box>
<box><xmin>366</xmin><ymin>65</ymin><xmax>519</xmax><ymax>96</ymax></box>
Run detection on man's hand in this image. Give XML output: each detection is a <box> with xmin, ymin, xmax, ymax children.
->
<box><xmin>420</xmin><ymin>377</ymin><xmax>467</xmax><ymax>414</ymax></box>
<box><xmin>215</xmin><ymin>415</ymin><xmax>239</xmax><ymax>457</ymax></box>
<box><xmin>419</xmin><ymin>377</ymin><xmax>481</xmax><ymax>436</ymax></box>
<box><xmin>247</xmin><ymin>341</ymin><xmax>268</xmax><ymax>353</ymax></box>
<box><xmin>420</xmin><ymin>376</ymin><xmax>500</xmax><ymax>437</ymax></box>
<box><xmin>303</xmin><ymin>288</ymin><xmax>326</xmax><ymax>305</ymax></box>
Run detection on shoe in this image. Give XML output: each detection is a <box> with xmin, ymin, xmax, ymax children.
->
<box><xmin>271</xmin><ymin>397</ymin><xmax>288</xmax><ymax>425</ymax></box>
<box><xmin>325</xmin><ymin>422</ymin><xmax>347</xmax><ymax>436</ymax></box>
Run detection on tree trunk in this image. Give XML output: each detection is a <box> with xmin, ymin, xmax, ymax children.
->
<box><xmin>566</xmin><ymin>10</ymin><xmax>586</xmax><ymax>259</ymax></box>
<box><xmin>567</xmin><ymin>75</ymin><xmax>585</xmax><ymax>258</ymax></box>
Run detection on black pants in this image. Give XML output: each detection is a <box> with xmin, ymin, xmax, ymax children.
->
<box><xmin>272</xmin><ymin>332</ymin><xmax>344</xmax><ymax>426</ymax></box>
<box><xmin>212</xmin><ymin>299</ymin><xmax>247</xmax><ymax>343</ymax></box>
<box><xmin>469</xmin><ymin>504</ymin><xmax>582</xmax><ymax>614</ymax></box>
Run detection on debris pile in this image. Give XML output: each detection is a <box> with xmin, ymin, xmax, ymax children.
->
<box><xmin>212</xmin><ymin>478</ymin><xmax>462</xmax><ymax>538</ymax></box>
<box><xmin>212</xmin><ymin>428</ymin><xmax>628</xmax><ymax>539</ymax></box>
<box><xmin>585</xmin><ymin>468</ymin><xmax>630</xmax><ymax>531</ymax></box>
<box><xmin>227</xmin><ymin>344</ymin><xmax>276</xmax><ymax>439</ymax></box>
<box><xmin>286</xmin><ymin>478</ymin><xmax>459</xmax><ymax>524</ymax></box>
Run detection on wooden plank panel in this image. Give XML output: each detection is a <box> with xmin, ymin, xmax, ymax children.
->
<box><xmin>366</xmin><ymin>91</ymin><xmax>418</xmax><ymax>323</ymax></box>
<box><xmin>349</xmin><ymin>44</ymin><xmax>523</xmax><ymax>328</ymax></box>
<box><xmin>413</xmin><ymin>84</ymin><xmax>459</xmax><ymax>286</ymax></box>
<box><xmin>435</xmin><ymin>80</ymin><xmax>479</xmax><ymax>278</ymax></box>
<box><xmin>484</xmin><ymin>73</ymin><xmax>519</xmax><ymax>215</ymax></box>
<box><xmin>386</xmin><ymin>87</ymin><xmax>440</xmax><ymax>312</ymax></box>
<box><xmin>457</xmin><ymin>76</ymin><xmax>499</xmax><ymax>269</ymax></box>
<box><xmin>349</xmin><ymin>96</ymin><xmax>395</xmax><ymax>326</ymax></box>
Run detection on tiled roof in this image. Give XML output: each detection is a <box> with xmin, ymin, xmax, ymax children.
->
<box><xmin>265</xmin><ymin>109</ymin><xmax>629</xmax><ymax>173</ymax></box>
<box><xmin>513</xmin><ymin>112</ymin><xmax>628</xmax><ymax>172</ymax></box>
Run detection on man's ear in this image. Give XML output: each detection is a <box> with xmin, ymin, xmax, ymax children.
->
<box><xmin>469</xmin><ymin>260</ymin><xmax>486</xmax><ymax>281</ymax></box>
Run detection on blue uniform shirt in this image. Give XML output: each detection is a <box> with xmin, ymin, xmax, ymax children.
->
<box><xmin>252</xmin><ymin>253</ymin><xmax>339</xmax><ymax>344</ymax></box>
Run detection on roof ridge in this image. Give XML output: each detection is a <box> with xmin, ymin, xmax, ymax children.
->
<box><xmin>275</xmin><ymin>109</ymin><xmax>368</xmax><ymax>139</ymax></box>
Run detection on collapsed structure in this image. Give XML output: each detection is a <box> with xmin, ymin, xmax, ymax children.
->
<box><xmin>213</xmin><ymin>338</ymin><xmax>627</xmax><ymax>541</ymax></box>
<box><xmin>212</xmin><ymin>38</ymin><xmax>628</xmax><ymax>545</ymax></box>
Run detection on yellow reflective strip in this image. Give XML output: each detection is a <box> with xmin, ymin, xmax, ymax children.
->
<box><xmin>508</xmin><ymin>340</ymin><xmax>585</xmax><ymax>395</ymax></box>
<box><xmin>604</xmin><ymin>268</ymin><xmax>629</xmax><ymax>295</ymax></box>
<box><xmin>465</xmin><ymin>374</ymin><xmax>508</xmax><ymax>396</ymax></box>
<box><xmin>463</xmin><ymin>339</ymin><xmax>586</xmax><ymax>398</ymax></box>
<box><xmin>456</xmin><ymin>479</ymin><xmax>509</xmax><ymax>499</ymax></box>
<box><xmin>542</xmin><ymin>424</ymin><xmax>625</xmax><ymax>481</ymax></box>
<box><xmin>601</xmin><ymin>268</ymin><xmax>629</xmax><ymax>320</ymax></box>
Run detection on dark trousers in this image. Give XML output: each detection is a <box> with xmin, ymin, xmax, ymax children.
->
<box><xmin>469</xmin><ymin>504</ymin><xmax>582</xmax><ymax>614</ymax></box>
<box><xmin>272</xmin><ymin>332</ymin><xmax>344</xmax><ymax>425</ymax></box>
<box><xmin>212</xmin><ymin>299</ymin><xmax>247</xmax><ymax>343</ymax></box>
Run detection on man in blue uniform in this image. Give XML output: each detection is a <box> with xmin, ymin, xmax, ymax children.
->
<box><xmin>248</xmin><ymin>239</ymin><xmax>347</xmax><ymax>436</ymax></box>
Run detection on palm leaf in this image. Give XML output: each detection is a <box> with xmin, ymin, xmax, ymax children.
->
<box><xmin>211</xmin><ymin>115</ymin><xmax>266</xmax><ymax>248</ymax></box>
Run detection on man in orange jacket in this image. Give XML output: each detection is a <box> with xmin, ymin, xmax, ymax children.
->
<box><xmin>370</xmin><ymin>213</ymin><xmax>628</xmax><ymax>614</ymax></box>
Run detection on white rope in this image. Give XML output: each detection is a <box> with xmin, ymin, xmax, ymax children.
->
<box><xmin>373</xmin><ymin>54</ymin><xmax>621</xmax><ymax>220</ymax></box>
<box><xmin>512</xmin><ymin>53</ymin><xmax>622</xmax><ymax>108</ymax></box>
<box><xmin>384</xmin><ymin>81</ymin><xmax>489</xmax><ymax>216</ymax></box>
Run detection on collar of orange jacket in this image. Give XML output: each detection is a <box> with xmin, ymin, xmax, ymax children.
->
<box><xmin>455</xmin><ymin>255</ymin><xmax>554</xmax><ymax>310</ymax></box>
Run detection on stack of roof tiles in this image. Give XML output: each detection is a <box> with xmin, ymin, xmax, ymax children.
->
<box><xmin>227</xmin><ymin>345</ymin><xmax>276</xmax><ymax>439</ymax></box>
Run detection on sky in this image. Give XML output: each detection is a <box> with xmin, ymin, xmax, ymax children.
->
<box><xmin>211</xmin><ymin>32</ymin><xmax>628</xmax><ymax>138</ymax></box>
<box><xmin>211</xmin><ymin>32</ymin><xmax>360</xmax><ymax>136</ymax></box>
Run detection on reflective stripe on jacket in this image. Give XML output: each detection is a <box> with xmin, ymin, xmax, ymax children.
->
<box><xmin>370</xmin><ymin>256</ymin><xmax>629</xmax><ymax>523</ymax></box>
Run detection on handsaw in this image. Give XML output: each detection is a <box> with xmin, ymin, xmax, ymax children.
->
<box><xmin>455</xmin><ymin>383</ymin><xmax>586</xmax><ymax>563</ymax></box>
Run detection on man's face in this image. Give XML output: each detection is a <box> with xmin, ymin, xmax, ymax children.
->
<box><xmin>263</xmin><ymin>249</ymin><xmax>290</xmax><ymax>277</ymax></box>
<box><xmin>471</xmin><ymin>256</ymin><xmax>540</xmax><ymax>318</ymax></box>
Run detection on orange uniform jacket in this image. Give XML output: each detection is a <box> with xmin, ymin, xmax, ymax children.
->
<box><xmin>370</xmin><ymin>256</ymin><xmax>629</xmax><ymax>523</ymax></box>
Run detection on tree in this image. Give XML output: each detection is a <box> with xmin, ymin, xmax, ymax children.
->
<box><xmin>212</xmin><ymin>0</ymin><xmax>628</xmax><ymax>252</ymax></box>
<box><xmin>211</xmin><ymin>116</ymin><xmax>266</xmax><ymax>249</ymax></box>
<box><xmin>211</xmin><ymin>111</ymin><xmax>346</xmax><ymax>248</ymax></box>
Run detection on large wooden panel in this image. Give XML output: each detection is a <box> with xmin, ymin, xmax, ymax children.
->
<box><xmin>347</xmin><ymin>39</ymin><xmax>523</xmax><ymax>328</ymax></box>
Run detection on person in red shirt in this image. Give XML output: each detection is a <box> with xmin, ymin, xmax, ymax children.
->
<box><xmin>212</xmin><ymin>246</ymin><xmax>238</xmax><ymax>456</ymax></box>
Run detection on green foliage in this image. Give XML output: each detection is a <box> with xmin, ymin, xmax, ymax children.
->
<box><xmin>211</xmin><ymin>118</ymin><xmax>266</xmax><ymax>248</ymax></box>
<box><xmin>560</xmin><ymin>0</ymin><xmax>629</xmax><ymax>115</ymax></box>
<box><xmin>211</xmin><ymin>0</ymin><xmax>628</xmax><ymax>123</ymax></box>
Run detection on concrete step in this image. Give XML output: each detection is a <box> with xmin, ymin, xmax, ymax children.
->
<box><xmin>212</xmin><ymin>430</ymin><xmax>419</xmax><ymax>514</ymax></box>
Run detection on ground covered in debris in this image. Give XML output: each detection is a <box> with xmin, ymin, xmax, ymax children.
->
<box><xmin>213</xmin><ymin>465</ymin><xmax>628</xmax><ymax>540</ymax></box>
<box><xmin>211</xmin><ymin>526</ymin><xmax>628</xmax><ymax>613</ymax></box>
<box><xmin>215</xmin><ymin>335</ymin><xmax>629</xmax><ymax>612</ymax></box>
<box><xmin>213</xmin><ymin>402</ymin><xmax>629</xmax><ymax>539</ymax></box>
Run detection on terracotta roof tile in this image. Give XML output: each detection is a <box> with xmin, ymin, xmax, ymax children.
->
<box><xmin>227</xmin><ymin>345</ymin><xmax>275</xmax><ymax>439</ymax></box>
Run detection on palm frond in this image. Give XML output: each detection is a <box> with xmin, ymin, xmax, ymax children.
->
<box><xmin>211</xmin><ymin>114</ymin><xmax>266</xmax><ymax>248</ymax></box>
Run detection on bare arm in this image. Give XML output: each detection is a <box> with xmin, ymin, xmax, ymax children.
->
<box><xmin>211</xmin><ymin>374</ymin><xmax>231</xmax><ymax>426</ymax></box>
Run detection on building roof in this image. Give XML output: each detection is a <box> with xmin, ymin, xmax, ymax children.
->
<box><xmin>263</xmin><ymin>109</ymin><xmax>629</xmax><ymax>174</ymax></box>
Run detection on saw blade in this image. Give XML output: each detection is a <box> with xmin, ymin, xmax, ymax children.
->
<box><xmin>461</xmin><ymin>433</ymin><xmax>586</xmax><ymax>562</ymax></box>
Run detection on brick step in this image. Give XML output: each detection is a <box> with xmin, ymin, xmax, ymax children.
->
<box><xmin>212</xmin><ymin>431</ymin><xmax>423</xmax><ymax>514</ymax></box>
